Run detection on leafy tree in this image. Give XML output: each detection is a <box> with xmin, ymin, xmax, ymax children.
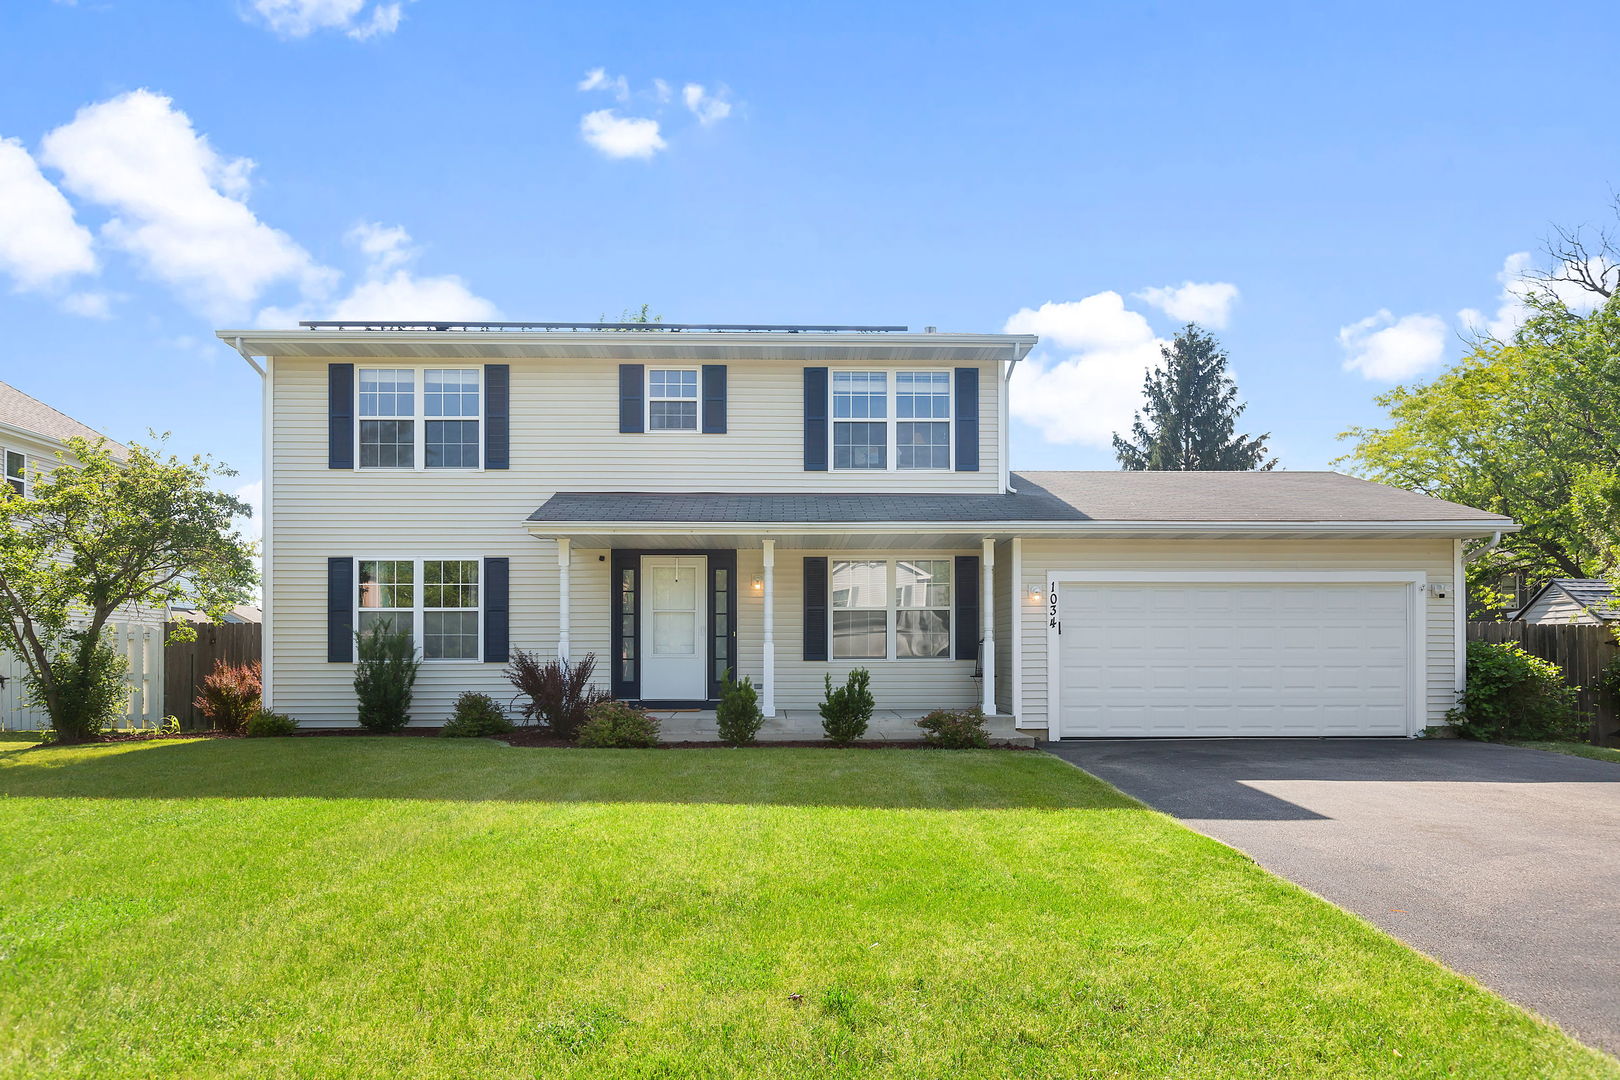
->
<box><xmin>0</xmin><ymin>437</ymin><xmax>256</xmax><ymax>743</ymax></box>
<box><xmin>1113</xmin><ymin>324</ymin><xmax>1276</xmax><ymax>470</ymax></box>
<box><xmin>1341</xmin><ymin>288</ymin><xmax>1620</xmax><ymax>608</ymax></box>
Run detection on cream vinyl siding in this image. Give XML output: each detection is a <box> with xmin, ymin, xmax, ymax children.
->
<box><xmin>274</xmin><ymin>355</ymin><xmax>1002</xmax><ymax>495</ymax></box>
<box><xmin>1016</xmin><ymin>538</ymin><xmax>1459</xmax><ymax>732</ymax></box>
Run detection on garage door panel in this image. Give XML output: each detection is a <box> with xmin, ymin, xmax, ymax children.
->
<box><xmin>1057</xmin><ymin>580</ymin><xmax>1413</xmax><ymax>738</ymax></box>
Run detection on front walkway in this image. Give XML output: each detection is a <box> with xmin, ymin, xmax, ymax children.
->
<box><xmin>1043</xmin><ymin>738</ymin><xmax>1620</xmax><ymax>1055</ymax></box>
<box><xmin>650</xmin><ymin>709</ymin><xmax>1035</xmax><ymax>745</ymax></box>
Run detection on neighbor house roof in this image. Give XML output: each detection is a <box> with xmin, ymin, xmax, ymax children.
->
<box><xmin>1512</xmin><ymin>579</ymin><xmax>1619</xmax><ymax>622</ymax></box>
<box><xmin>0</xmin><ymin>381</ymin><xmax>122</xmax><ymax>450</ymax></box>
<box><xmin>528</xmin><ymin>471</ymin><xmax>1512</xmax><ymax>532</ymax></box>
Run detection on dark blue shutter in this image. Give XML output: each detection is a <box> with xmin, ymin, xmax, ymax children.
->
<box><xmin>803</xmin><ymin>557</ymin><xmax>828</xmax><ymax>661</ymax></box>
<box><xmin>701</xmin><ymin>365</ymin><xmax>727</xmax><ymax>434</ymax></box>
<box><xmin>327</xmin><ymin>557</ymin><xmax>354</xmax><ymax>662</ymax></box>
<box><xmin>954</xmin><ymin>367</ymin><xmax>979</xmax><ymax>472</ymax></box>
<box><xmin>483</xmin><ymin>557</ymin><xmax>509</xmax><ymax>662</ymax></box>
<box><xmin>484</xmin><ymin>364</ymin><xmax>509</xmax><ymax>468</ymax></box>
<box><xmin>619</xmin><ymin>364</ymin><xmax>645</xmax><ymax>433</ymax></box>
<box><xmin>804</xmin><ymin>367</ymin><xmax>828</xmax><ymax>470</ymax></box>
<box><xmin>328</xmin><ymin>363</ymin><xmax>354</xmax><ymax>469</ymax></box>
<box><xmin>954</xmin><ymin>555</ymin><xmax>980</xmax><ymax>661</ymax></box>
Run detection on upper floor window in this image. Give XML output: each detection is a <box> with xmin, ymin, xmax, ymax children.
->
<box><xmin>358</xmin><ymin>557</ymin><xmax>481</xmax><ymax>660</ymax></box>
<box><xmin>832</xmin><ymin>370</ymin><xmax>952</xmax><ymax>470</ymax></box>
<box><xmin>647</xmin><ymin>368</ymin><xmax>699</xmax><ymax>431</ymax></box>
<box><xmin>3</xmin><ymin>449</ymin><xmax>24</xmax><ymax>496</ymax></box>
<box><xmin>358</xmin><ymin>367</ymin><xmax>481</xmax><ymax>469</ymax></box>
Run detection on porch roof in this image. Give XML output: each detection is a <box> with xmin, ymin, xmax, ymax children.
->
<box><xmin>524</xmin><ymin>471</ymin><xmax>1514</xmax><ymax>544</ymax></box>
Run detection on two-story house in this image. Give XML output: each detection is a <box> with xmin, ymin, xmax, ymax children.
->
<box><xmin>221</xmin><ymin>322</ymin><xmax>1513</xmax><ymax>738</ymax></box>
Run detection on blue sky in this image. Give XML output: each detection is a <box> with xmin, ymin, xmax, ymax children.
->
<box><xmin>2</xmin><ymin>0</ymin><xmax>1618</xmax><ymax>522</ymax></box>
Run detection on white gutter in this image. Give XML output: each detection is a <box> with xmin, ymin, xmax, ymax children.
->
<box><xmin>524</xmin><ymin>518</ymin><xmax>1519</xmax><ymax>539</ymax></box>
<box><xmin>231</xmin><ymin>336</ymin><xmax>266</xmax><ymax>377</ymax></box>
<box><xmin>1001</xmin><ymin>344</ymin><xmax>1020</xmax><ymax>494</ymax></box>
<box><xmin>1464</xmin><ymin>529</ymin><xmax>1505</xmax><ymax>564</ymax></box>
<box><xmin>227</xmin><ymin>337</ymin><xmax>272</xmax><ymax>707</ymax></box>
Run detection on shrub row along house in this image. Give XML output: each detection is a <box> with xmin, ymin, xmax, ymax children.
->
<box><xmin>221</xmin><ymin>322</ymin><xmax>1513</xmax><ymax>738</ymax></box>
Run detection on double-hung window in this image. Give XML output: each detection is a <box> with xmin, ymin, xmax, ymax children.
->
<box><xmin>358</xmin><ymin>558</ymin><xmax>481</xmax><ymax>660</ymax></box>
<box><xmin>358</xmin><ymin>367</ymin><xmax>482</xmax><ymax>469</ymax></box>
<box><xmin>830</xmin><ymin>557</ymin><xmax>952</xmax><ymax>659</ymax></box>
<box><xmin>3</xmin><ymin>449</ymin><xmax>25</xmax><ymax>496</ymax></box>
<box><xmin>647</xmin><ymin>368</ymin><xmax>699</xmax><ymax>431</ymax></box>
<box><xmin>832</xmin><ymin>370</ymin><xmax>952</xmax><ymax>470</ymax></box>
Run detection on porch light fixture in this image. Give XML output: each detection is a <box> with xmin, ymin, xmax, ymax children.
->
<box><xmin>751</xmin><ymin>575</ymin><xmax>764</xmax><ymax>594</ymax></box>
<box><xmin>1027</xmin><ymin>585</ymin><xmax>1043</xmax><ymax>603</ymax></box>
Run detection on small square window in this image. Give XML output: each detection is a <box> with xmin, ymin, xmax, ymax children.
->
<box><xmin>647</xmin><ymin>369</ymin><xmax>699</xmax><ymax>431</ymax></box>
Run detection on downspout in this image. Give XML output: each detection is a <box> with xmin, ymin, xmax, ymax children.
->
<box><xmin>230</xmin><ymin>337</ymin><xmax>272</xmax><ymax>707</ymax></box>
<box><xmin>1464</xmin><ymin>530</ymin><xmax>1503</xmax><ymax>564</ymax></box>
<box><xmin>1002</xmin><ymin>344</ymin><xmax>1020</xmax><ymax>494</ymax></box>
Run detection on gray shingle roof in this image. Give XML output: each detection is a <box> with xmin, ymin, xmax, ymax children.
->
<box><xmin>0</xmin><ymin>381</ymin><xmax>120</xmax><ymax>449</ymax></box>
<box><xmin>1545</xmin><ymin>579</ymin><xmax>1618</xmax><ymax>620</ymax></box>
<box><xmin>528</xmin><ymin>471</ymin><xmax>1509</xmax><ymax>525</ymax></box>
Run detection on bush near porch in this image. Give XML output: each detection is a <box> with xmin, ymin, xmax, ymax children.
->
<box><xmin>1</xmin><ymin>737</ymin><xmax>1614</xmax><ymax>1079</ymax></box>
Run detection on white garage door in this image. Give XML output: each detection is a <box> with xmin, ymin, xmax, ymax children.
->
<box><xmin>1055</xmin><ymin>580</ymin><xmax>1415</xmax><ymax>737</ymax></box>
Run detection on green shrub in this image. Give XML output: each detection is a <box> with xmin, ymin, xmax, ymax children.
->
<box><xmin>26</xmin><ymin>632</ymin><xmax>130</xmax><ymax>742</ymax></box>
<box><xmin>193</xmin><ymin>660</ymin><xmax>261</xmax><ymax>734</ymax></box>
<box><xmin>715</xmin><ymin>670</ymin><xmax>764</xmax><ymax>746</ymax></box>
<box><xmin>820</xmin><ymin>668</ymin><xmax>874</xmax><ymax>746</ymax></box>
<box><xmin>577</xmin><ymin>700</ymin><xmax>660</xmax><ymax>748</ymax></box>
<box><xmin>916</xmin><ymin>707</ymin><xmax>990</xmax><ymax>748</ymax></box>
<box><xmin>353</xmin><ymin>620</ymin><xmax>421</xmax><ymax>733</ymax></box>
<box><xmin>1448</xmin><ymin>641</ymin><xmax>1584</xmax><ymax>741</ymax></box>
<box><xmin>246</xmin><ymin>710</ymin><xmax>300</xmax><ymax>737</ymax></box>
<box><xmin>440</xmin><ymin>691</ymin><xmax>514</xmax><ymax>738</ymax></box>
<box><xmin>1594</xmin><ymin>653</ymin><xmax>1620</xmax><ymax>709</ymax></box>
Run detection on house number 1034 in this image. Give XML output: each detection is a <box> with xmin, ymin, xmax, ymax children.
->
<box><xmin>1049</xmin><ymin>585</ymin><xmax>1060</xmax><ymax>633</ymax></box>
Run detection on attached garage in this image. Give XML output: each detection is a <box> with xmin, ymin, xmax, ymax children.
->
<box><xmin>1049</xmin><ymin>572</ymin><xmax>1423</xmax><ymax>738</ymax></box>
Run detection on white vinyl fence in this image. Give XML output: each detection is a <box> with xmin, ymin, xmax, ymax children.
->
<box><xmin>0</xmin><ymin>620</ymin><xmax>166</xmax><ymax>731</ymax></box>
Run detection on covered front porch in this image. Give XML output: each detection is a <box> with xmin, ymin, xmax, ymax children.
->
<box><xmin>524</xmin><ymin>492</ymin><xmax>1034</xmax><ymax>721</ymax></box>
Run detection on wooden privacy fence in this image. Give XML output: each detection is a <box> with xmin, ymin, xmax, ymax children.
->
<box><xmin>163</xmin><ymin>622</ymin><xmax>262</xmax><ymax>729</ymax></box>
<box><xmin>1467</xmin><ymin>621</ymin><xmax>1619</xmax><ymax>746</ymax></box>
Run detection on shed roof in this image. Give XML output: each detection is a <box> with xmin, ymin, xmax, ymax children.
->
<box><xmin>1514</xmin><ymin>579</ymin><xmax>1619</xmax><ymax>622</ymax></box>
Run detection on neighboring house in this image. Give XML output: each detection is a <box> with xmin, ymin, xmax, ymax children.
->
<box><xmin>0</xmin><ymin>382</ymin><xmax>165</xmax><ymax>731</ymax></box>
<box><xmin>221</xmin><ymin>323</ymin><xmax>1514</xmax><ymax>738</ymax></box>
<box><xmin>1511</xmin><ymin>579</ymin><xmax>1619</xmax><ymax>625</ymax></box>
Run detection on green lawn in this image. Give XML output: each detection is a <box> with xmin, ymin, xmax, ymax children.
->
<box><xmin>1512</xmin><ymin>739</ymin><xmax>1620</xmax><ymax>764</ymax></box>
<box><xmin>1</xmin><ymin>737</ymin><xmax>1614</xmax><ymax>1079</ymax></box>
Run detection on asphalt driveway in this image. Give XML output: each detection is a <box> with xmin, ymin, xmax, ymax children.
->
<box><xmin>1043</xmin><ymin>738</ymin><xmax>1620</xmax><ymax>1054</ymax></box>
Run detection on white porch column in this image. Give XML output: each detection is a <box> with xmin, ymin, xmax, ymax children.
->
<box><xmin>981</xmin><ymin>538</ymin><xmax>996</xmax><ymax>715</ymax></box>
<box><xmin>556</xmin><ymin>538</ymin><xmax>571</xmax><ymax>662</ymax></box>
<box><xmin>762</xmin><ymin>539</ymin><xmax>777</xmax><ymax>716</ymax></box>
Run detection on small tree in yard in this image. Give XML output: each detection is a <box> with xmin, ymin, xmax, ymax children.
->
<box><xmin>0</xmin><ymin>436</ymin><xmax>255</xmax><ymax>744</ymax></box>
<box><xmin>354</xmin><ymin>621</ymin><xmax>421</xmax><ymax>732</ymax></box>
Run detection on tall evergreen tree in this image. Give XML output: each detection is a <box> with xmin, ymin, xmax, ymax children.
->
<box><xmin>1112</xmin><ymin>324</ymin><xmax>1276</xmax><ymax>470</ymax></box>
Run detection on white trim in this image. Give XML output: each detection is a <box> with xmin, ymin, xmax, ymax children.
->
<box><xmin>354</xmin><ymin>555</ymin><xmax>486</xmax><ymax>663</ymax></box>
<box><xmin>980</xmin><ymin>538</ymin><xmax>995</xmax><ymax>714</ymax></box>
<box><xmin>354</xmin><ymin>364</ymin><xmax>485</xmax><ymax>472</ymax></box>
<box><xmin>527</xmin><ymin>519</ymin><xmax>1516</xmax><ymax>540</ymax></box>
<box><xmin>1044</xmin><ymin>569</ymin><xmax>1428</xmax><ymax>739</ymax></box>
<box><xmin>761</xmin><ymin>539</ymin><xmax>777</xmax><ymax>716</ymax></box>
<box><xmin>1454</xmin><ymin>539</ymin><xmax>1467</xmax><ymax>696</ymax></box>
<box><xmin>644</xmin><ymin>366</ymin><xmax>702</xmax><ymax>434</ymax></box>
<box><xmin>1009</xmin><ymin>536</ymin><xmax>1024</xmax><ymax>728</ymax></box>
<box><xmin>261</xmin><ymin>357</ymin><xmax>274</xmax><ymax>708</ymax></box>
<box><xmin>556</xmin><ymin>538</ymin><xmax>572</xmax><ymax>661</ymax></box>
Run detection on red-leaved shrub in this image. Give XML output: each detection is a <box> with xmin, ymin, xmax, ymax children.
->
<box><xmin>194</xmin><ymin>660</ymin><xmax>262</xmax><ymax>734</ymax></box>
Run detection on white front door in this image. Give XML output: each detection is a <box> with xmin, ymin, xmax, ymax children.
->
<box><xmin>640</xmin><ymin>556</ymin><xmax>708</xmax><ymax>701</ymax></box>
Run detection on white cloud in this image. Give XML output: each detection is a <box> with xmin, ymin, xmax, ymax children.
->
<box><xmin>259</xmin><ymin>220</ymin><xmax>497</xmax><ymax>324</ymax></box>
<box><xmin>40</xmin><ymin>90</ymin><xmax>336</xmax><ymax>319</ymax></box>
<box><xmin>247</xmin><ymin>0</ymin><xmax>404</xmax><ymax>40</ymax></box>
<box><xmin>1005</xmin><ymin>293</ymin><xmax>1169</xmax><ymax>447</ymax></box>
<box><xmin>60</xmin><ymin>291</ymin><xmax>113</xmax><ymax>318</ymax></box>
<box><xmin>580</xmin><ymin>109</ymin><xmax>666</xmax><ymax>159</ymax></box>
<box><xmin>1133</xmin><ymin>280</ymin><xmax>1240</xmax><ymax>328</ymax></box>
<box><xmin>234</xmin><ymin>480</ymin><xmax>263</xmax><ymax>544</ymax></box>
<box><xmin>652</xmin><ymin>78</ymin><xmax>672</xmax><ymax>103</ymax></box>
<box><xmin>578</xmin><ymin>67</ymin><xmax>630</xmax><ymax>102</ymax></box>
<box><xmin>0</xmin><ymin>136</ymin><xmax>97</xmax><ymax>292</ymax></box>
<box><xmin>682</xmin><ymin>83</ymin><xmax>732</xmax><ymax>125</ymax></box>
<box><xmin>1457</xmin><ymin>250</ymin><xmax>1610</xmax><ymax>341</ymax></box>
<box><xmin>1337</xmin><ymin>310</ymin><xmax>1447</xmax><ymax>381</ymax></box>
